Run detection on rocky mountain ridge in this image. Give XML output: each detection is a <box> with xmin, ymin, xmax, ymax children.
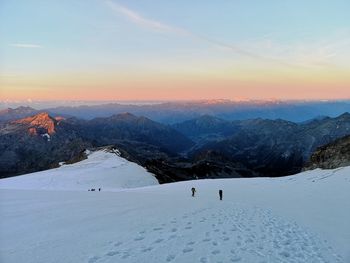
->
<box><xmin>1</xmin><ymin>100</ymin><xmax>350</xmax><ymax>123</ymax></box>
<box><xmin>12</xmin><ymin>112</ymin><xmax>63</xmax><ymax>135</ymax></box>
<box><xmin>305</xmin><ymin>135</ymin><xmax>350</xmax><ymax>170</ymax></box>
<box><xmin>1</xmin><ymin>111</ymin><xmax>350</xmax><ymax>181</ymax></box>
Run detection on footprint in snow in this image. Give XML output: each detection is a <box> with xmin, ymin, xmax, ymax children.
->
<box><xmin>279</xmin><ymin>251</ymin><xmax>291</xmax><ymax>258</ymax></box>
<box><xmin>211</xmin><ymin>249</ymin><xmax>220</xmax><ymax>255</ymax></box>
<box><xmin>105</xmin><ymin>251</ymin><xmax>119</xmax><ymax>257</ymax></box>
<box><xmin>154</xmin><ymin>238</ymin><xmax>164</xmax><ymax>243</ymax></box>
<box><xmin>166</xmin><ymin>254</ymin><xmax>176</xmax><ymax>262</ymax></box>
<box><xmin>245</xmin><ymin>237</ymin><xmax>254</xmax><ymax>243</ymax></box>
<box><xmin>87</xmin><ymin>256</ymin><xmax>100</xmax><ymax>263</ymax></box>
<box><xmin>230</xmin><ymin>256</ymin><xmax>242</xmax><ymax>262</ymax></box>
<box><xmin>121</xmin><ymin>253</ymin><xmax>130</xmax><ymax>259</ymax></box>
<box><xmin>141</xmin><ymin>247</ymin><xmax>153</xmax><ymax>252</ymax></box>
<box><xmin>114</xmin><ymin>241</ymin><xmax>123</xmax><ymax>247</ymax></box>
<box><xmin>183</xmin><ymin>247</ymin><xmax>194</xmax><ymax>253</ymax></box>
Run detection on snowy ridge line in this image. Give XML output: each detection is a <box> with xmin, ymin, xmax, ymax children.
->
<box><xmin>0</xmin><ymin>148</ymin><xmax>158</xmax><ymax>191</ymax></box>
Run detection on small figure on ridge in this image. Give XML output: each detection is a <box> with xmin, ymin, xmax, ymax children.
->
<box><xmin>191</xmin><ymin>187</ymin><xmax>196</xmax><ymax>197</ymax></box>
<box><xmin>219</xmin><ymin>189</ymin><xmax>223</xmax><ymax>200</ymax></box>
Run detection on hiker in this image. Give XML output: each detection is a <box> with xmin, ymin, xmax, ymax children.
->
<box><xmin>98</xmin><ymin>188</ymin><xmax>101</xmax><ymax>192</ymax></box>
<box><xmin>191</xmin><ymin>187</ymin><xmax>196</xmax><ymax>197</ymax></box>
<box><xmin>219</xmin><ymin>189</ymin><xmax>223</xmax><ymax>200</ymax></box>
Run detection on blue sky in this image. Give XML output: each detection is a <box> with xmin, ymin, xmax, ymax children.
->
<box><xmin>0</xmin><ymin>0</ymin><xmax>349</xmax><ymax>101</ymax></box>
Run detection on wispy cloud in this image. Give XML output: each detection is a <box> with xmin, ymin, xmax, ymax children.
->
<box><xmin>10</xmin><ymin>43</ymin><xmax>43</xmax><ymax>48</ymax></box>
<box><xmin>105</xmin><ymin>1</ymin><xmax>346</xmax><ymax>69</ymax></box>
<box><xmin>105</xmin><ymin>0</ymin><xmax>188</xmax><ymax>36</ymax></box>
<box><xmin>105</xmin><ymin>1</ymin><xmax>269</xmax><ymax>61</ymax></box>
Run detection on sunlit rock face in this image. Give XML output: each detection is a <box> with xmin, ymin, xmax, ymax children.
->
<box><xmin>13</xmin><ymin>112</ymin><xmax>59</xmax><ymax>135</ymax></box>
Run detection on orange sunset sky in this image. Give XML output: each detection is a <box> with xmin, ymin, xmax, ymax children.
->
<box><xmin>1</xmin><ymin>0</ymin><xmax>349</xmax><ymax>101</ymax></box>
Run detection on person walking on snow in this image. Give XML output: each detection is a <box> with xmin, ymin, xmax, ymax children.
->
<box><xmin>191</xmin><ymin>187</ymin><xmax>196</xmax><ymax>197</ymax></box>
<box><xmin>219</xmin><ymin>189</ymin><xmax>223</xmax><ymax>200</ymax></box>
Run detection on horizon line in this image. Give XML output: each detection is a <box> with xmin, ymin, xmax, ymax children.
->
<box><xmin>1</xmin><ymin>98</ymin><xmax>350</xmax><ymax>108</ymax></box>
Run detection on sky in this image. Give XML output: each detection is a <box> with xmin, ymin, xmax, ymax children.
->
<box><xmin>0</xmin><ymin>0</ymin><xmax>349</xmax><ymax>101</ymax></box>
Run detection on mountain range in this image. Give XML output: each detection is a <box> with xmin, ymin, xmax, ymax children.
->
<box><xmin>184</xmin><ymin>113</ymin><xmax>350</xmax><ymax>176</ymax></box>
<box><xmin>1</xmin><ymin>100</ymin><xmax>350</xmax><ymax>123</ymax></box>
<box><xmin>1</xmin><ymin>109</ymin><xmax>350</xmax><ymax>181</ymax></box>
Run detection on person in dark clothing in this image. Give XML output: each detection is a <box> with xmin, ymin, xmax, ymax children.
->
<box><xmin>219</xmin><ymin>190</ymin><xmax>223</xmax><ymax>200</ymax></box>
<box><xmin>191</xmin><ymin>187</ymin><xmax>196</xmax><ymax>197</ymax></box>
<box><xmin>98</xmin><ymin>188</ymin><xmax>101</xmax><ymax>192</ymax></box>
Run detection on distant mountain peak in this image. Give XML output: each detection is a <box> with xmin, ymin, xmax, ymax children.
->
<box><xmin>0</xmin><ymin>106</ymin><xmax>35</xmax><ymax>113</ymax></box>
<box><xmin>13</xmin><ymin>112</ymin><xmax>57</xmax><ymax>135</ymax></box>
<box><xmin>197</xmin><ymin>114</ymin><xmax>224</xmax><ymax>122</ymax></box>
<box><xmin>109</xmin><ymin>112</ymin><xmax>137</xmax><ymax>120</ymax></box>
<box><xmin>338</xmin><ymin>112</ymin><xmax>350</xmax><ymax>118</ymax></box>
<box><xmin>15</xmin><ymin>106</ymin><xmax>36</xmax><ymax>111</ymax></box>
<box><xmin>118</xmin><ymin>112</ymin><xmax>137</xmax><ymax>118</ymax></box>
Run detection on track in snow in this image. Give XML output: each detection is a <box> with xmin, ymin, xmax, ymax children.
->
<box><xmin>87</xmin><ymin>205</ymin><xmax>342</xmax><ymax>263</ymax></box>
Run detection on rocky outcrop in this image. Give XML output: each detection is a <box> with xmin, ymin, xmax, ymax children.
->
<box><xmin>305</xmin><ymin>135</ymin><xmax>350</xmax><ymax>170</ymax></box>
<box><xmin>12</xmin><ymin>112</ymin><xmax>59</xmax><ymax>135</ymax></box>
<box><xmin>0</xmin><ymin>113</ymin><xmax>90</xmax><ymax>178</ymax></box>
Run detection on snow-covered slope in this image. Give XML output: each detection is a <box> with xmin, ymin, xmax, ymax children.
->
<box><xmin>0</xmin><ymin>149</ymin><xmax>159</xmax><ymax>190</ymax></box>
<box><xmin>0</xmin><ymin>166</ymin><xmax>349</xmax><ymax>262</ymax></box>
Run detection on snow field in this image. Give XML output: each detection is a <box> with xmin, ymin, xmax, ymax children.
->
<box><xmin>0</xmin><ymin>149</ymin><xmax>159</xmax><ymax>190</ymax></box>
<box><xmin>0</xmin><ymin>151</ymin><xmax>349</xmax><ymax>262</ymax></box>
<box><xmin>86</xmin><ymin>205</ymin><xmax>341</xmax><ymax>263</ymax></box>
